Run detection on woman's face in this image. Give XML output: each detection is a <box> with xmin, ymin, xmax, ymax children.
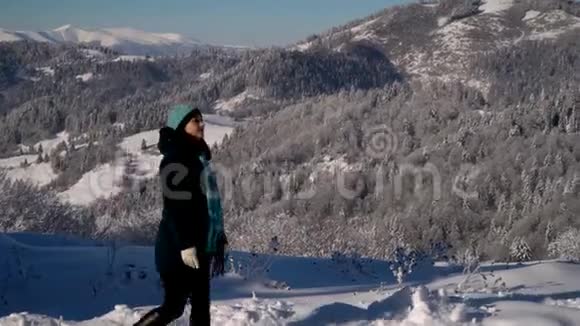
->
<box><xmin>184</xmin><ymin>115</ymin><xmax>204</xmax><ymax>139</ymax></box>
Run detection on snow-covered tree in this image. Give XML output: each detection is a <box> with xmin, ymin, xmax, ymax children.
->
<box><xmin>548</xmin><ymin>229</ymin><xmax>580</xmax><ymax>262</ymax></box>
<box><xmin>545</xmin><ymin>221</ymin><xmax>555</xmax><ymax>244</ymax></box>
<box><xmin>510</xmin><ymin>237</ymin><xmax>532</xmax><ymax>262</ymax></box>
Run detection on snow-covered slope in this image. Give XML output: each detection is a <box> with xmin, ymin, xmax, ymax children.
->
<box><xmin>46</xmin><ymin>25</ymin><xmax>198</xmax><ymax>47</ymax></box>
<box><xmin>0</xmin><ymin>29</ymin><xmax>21</xmax><ymax>42</ymax></box>
<box><xmin>75</xmin><ymin>72</ymin><xmax>94</xmax><ymax>82</ymax></box>
<box><xmin>0</xmin><ymin>132</ymin><xmax>71</xmax><ymax>186</ymax></box>
<box><xmin>0</xmin><ymin>25</ymin><xmax>203</xmax><ymax>56</ymax></box>
<box><xmin>0</xmin><ymin>118</ymin><xmax>234</xmax><ymax>201</ymax></box>
<box><xmin>57</xmin><ymin>161</ymin><xmax>129</xmax><ymax>205</ymax></box>
<box><xmin>19</xmin><ymin>131</ymin><xmax>70</xmax><ymax>154</ymax></box>
<box><xmin>479</xmin><ymin>0</ymin><xmax>515</xmax><ymax>15</ymax></box>
<box><xmin>4</xmin><ymin>162</ymin><xmax>57</xmax><ymax>187</ymax></box>
<box><xmin>214</xmin><ymin>90</ymin><xmax>262</xmax><ymax>112</ymax></box>
<box><xmin>293</xmin><ymin>0</ymin><xmax>580</xmax><ymax>95</ymax></box>
<box><xmin>1</xmin><ymin>232</ymin><xmax>580</xmax><ymax>325</ymax></box>
<box><xmin>0</xmin><ymin>154</ymin><xmax>58</xmax><ymax>187</ymax></box>
<box><xmin>112</xmin><ymin>55</ymin><xmax>155</xmax><ymax>62</ymax></box>
<box><xmin>0</xmin><ymin>155</ymin><xmax>38</xmax><ymax>169</ymax></box>
<box><xmin>526</xmin><ymin>9</ymin><xmax>580</xmax><ymax>40</ymax></box>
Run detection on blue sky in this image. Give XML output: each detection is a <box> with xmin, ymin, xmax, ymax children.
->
<box><xmin>1</xmin><ymin>0</ymin><xmax>410</xmax><ymax>46</ymax></box>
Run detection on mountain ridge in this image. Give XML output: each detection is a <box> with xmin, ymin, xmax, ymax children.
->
<box><xmin>0</xmin><ymin>25</ymin><xmax>215</xmax><ymax>56</ymax></box>
<box><xmin>292</xmin><ymin>0</ymin><xmax>580</xmax><ymax>95</ymax></box>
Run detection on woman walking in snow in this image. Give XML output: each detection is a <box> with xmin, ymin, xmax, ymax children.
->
<box><xmin>134</xmin><ymin>105</ymin><xmax>228</xmax><ymax>326</ymax></box>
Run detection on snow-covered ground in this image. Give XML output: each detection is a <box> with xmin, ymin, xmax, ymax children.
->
<box><xmin>293</xmin><ymin>41</ymin><xmax>314</xmax><ymax>52</ymax></box>
<box><xmin>36</xmin><ymin>67</ymin><xmax>55</xmax><ymax>77</ymax></box>
<box><xmin>526</xmin><ymin>10</ymin><xmax>580</xmax><ymax>40</ymax></box>
<box><xmin>479</xmin><ymin>0</ymin><xmax>514</xmax><ymax>15</ymax></box>
<box><xmin>117</xmin><ymin>130</ymin><xmax>160</xmax><ymax>155</ymax></box>
<box><xmin>0</xmin><ymin>154</ymin><xmax>58</xmax><ymax>186</ymax></box>
<box><xmin>523</xmin><ymin>10</ymin><xmax>541</xmax><ymax>22</ymax></box>
<box><xmin>0</xmin><ymin>155</ymin><xmax>38</xmax><ymax>169</ymax></box>
<box><xmin>112</xmin><ymin>55</ymin><xmax>155</xmax><ymax>63</ymax></box>
<box><xmin>57</xmin><ymin>161</ymin><xmax>128</xmax><ymax>205</ymax></box>
<box><xmin>75</xmin><ymin>72</ymin><xmax>94</xmax><ymax>82</ymax></box>
<box><xmin>350</xmin><ymin>18</ymin><xmax>379</xmax><ymax>34</ymax></box>
<box><xmin>1</xmin><ymin>232</ymin><xmax>580</xmax><ymax>325</ymax></box>
<box><xmin>16</xmin><ymin>131</ymin><xmax>70</xmax><ymax>154</ymax></box>
<box><xmin>0</xmin><ymin>29</ymin><xmax>20</xmax><ymax>42</ymax></box>
<box><xmin>199</xmin><ymin>72</ymin><xmax>213</xmax><ymax>80</ymax></box>
<box><xmin>215</xmin><ymin>90</ymin><xmax>261</xmax><ymax>112</ymax></box>
<box><xmin>0</xmin><ymin>131</ymin><xmax>70</xmax><ymax>186</ymax></box>
<box><xmin>4</xmin><ymin>162</ymin><xmax>57</xmax><ymax>187</ymax></box>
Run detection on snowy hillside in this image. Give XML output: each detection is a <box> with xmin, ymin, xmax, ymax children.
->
<box><xmin>1</xmin><ymin>232</ymin><xmax>580</xmax><ymax>325</ymax></box>
<box><xmin>0</xmin><ymin>131</ymin><xmax>71</xmax><ymax>186</ymax></box>
<box><xmin>58</xmin><ymin>118</ymin><xmax>234</xmax><ymax>206</ymax></box>
<box><xmin>0</xmin><ymin>117</ymin><xmax>234</xmax><ymax>205</ymax></box>
<box><xmin>214</xmin><ymin>90</ymin><xmax>263</xmax><ymax>113</ymax></box>
<box><xmin>0</xmin><ymin>25</ymin><xmax>203</xmax><ymax>56</ymax></box>
<box><xmin>292</xmin><ymin>0</ymin><xmax>580</xmax><ymax>94</ymax></box>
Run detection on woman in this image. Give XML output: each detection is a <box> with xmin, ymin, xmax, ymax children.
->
<box><xmin>135</xmin><ymin>105</ymin><xmax>228</xmax><ymax>326</ymax></box>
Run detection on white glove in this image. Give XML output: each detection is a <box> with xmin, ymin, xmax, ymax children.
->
<box><xmin>180</xmin><ymin>247</ymin><xmax>200</xmax><ymax>269</ymax></box>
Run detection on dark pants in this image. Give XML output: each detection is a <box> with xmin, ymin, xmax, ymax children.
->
<box><xmin>135</xmin><ymin>256</ymin><xmax>210</xmax><ymax>326</ymax></box>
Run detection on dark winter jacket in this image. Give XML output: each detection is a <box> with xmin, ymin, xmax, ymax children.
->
<box><xmin>155</xmin><ymin>126</ymin><xmax>211</xmax><ymax>274</ymax></box>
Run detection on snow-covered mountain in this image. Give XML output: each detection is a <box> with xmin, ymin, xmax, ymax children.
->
<box><xmin>0</xmin><ymin>25</ymin><xmax>205</xmax><ymax>56</ymax></box>
<box><xmin>292</xmin><ymin>0</ymin><xmax>580</xmax><ymax>94</ymax></box>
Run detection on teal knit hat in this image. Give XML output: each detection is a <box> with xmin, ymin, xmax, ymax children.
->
<box><xmin>166</xmin><ymin>104</ymin><xmax>201</xmax><ymax>131</ymax></box>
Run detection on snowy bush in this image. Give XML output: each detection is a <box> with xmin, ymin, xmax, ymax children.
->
<box><xmin>548</xmin><ymin>228</ymin><xmax>580</xmax><ymax>262</ymax></box>
<box><xmin>452</xmin><ymin>247</ymin><xmax>480</xmax><ymax>274</ymax></box>
<box><xmin>456</xmin><ymin>264</ymin><xmax>507</xmax><ymax>294</ymax></box>
<box><xmin>388</xmin><ymin>246</ymin><xmax>433</xmax><ymax>285</ymax></box>
<box><xmin>455</xmin><ymin>247</ymin><xmax>507</xmax><ymax>294</ymax></box>
<box><xmin>228</xmin><ymin>236</ymin><xmax>280</xmax><ymax>282</ymax></box>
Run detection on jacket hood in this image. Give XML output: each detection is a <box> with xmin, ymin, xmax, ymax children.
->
<box><xmin>158</xmin><ymin>126</ymin><xmax>211</xmax><ymax>160</ymax></box>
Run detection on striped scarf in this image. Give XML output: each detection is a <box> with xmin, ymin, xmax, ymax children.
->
<box><xmin>198</xmin><ymin>154</ymin><xmax>225</xmax><ymax>254</ymax></box>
